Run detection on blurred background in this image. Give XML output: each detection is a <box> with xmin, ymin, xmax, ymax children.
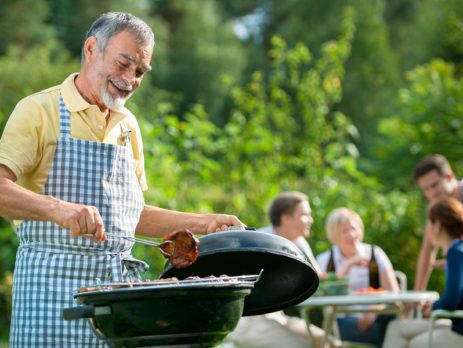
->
<box><xmin>1</xmin><ymin>0</ymin><xmax>463</xmax><ymax>341</ymax></box>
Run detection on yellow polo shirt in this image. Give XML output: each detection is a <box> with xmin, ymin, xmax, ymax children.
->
<box><xmin>0</xmin><ymin>73</ymin><xmax>148</xmax><ymax>195</ymax></box>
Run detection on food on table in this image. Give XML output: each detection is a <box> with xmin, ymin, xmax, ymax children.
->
<box><xmin>354</xmin><ymin>287</ymin><xmax>385</xmax><ymax>294</ymax></box>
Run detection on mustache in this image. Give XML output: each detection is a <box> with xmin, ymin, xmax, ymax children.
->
<box><xmin>108</xmin><ymin>76</ymin><xmax>133</xmax><ymax>92</ymax></box>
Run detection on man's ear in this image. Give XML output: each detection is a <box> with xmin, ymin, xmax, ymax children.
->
<box><xmin>82</xmin><ymin>36</ymin><xmax>99</xmax><ymax>63</ymax></box>
<box><xmin>280</xmin><ymin>213</ymin><xmax>290</xmax><ymax>225</ymax></box>
<box><xmin>446</xmin><ymin>172</ymin><xmax>455</xmax><ymax>181</ymax></box>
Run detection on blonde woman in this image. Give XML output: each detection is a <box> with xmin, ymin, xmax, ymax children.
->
<box><xmin>316</xmin><ymin>208</ymin><xmax>399</xmax><ymax>348</ymax></box>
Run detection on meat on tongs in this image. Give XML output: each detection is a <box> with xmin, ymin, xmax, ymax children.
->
<box><xmin>160</xmin><ymin>229</ymin><xmax>199</xmax><ymax>268</ymax></box>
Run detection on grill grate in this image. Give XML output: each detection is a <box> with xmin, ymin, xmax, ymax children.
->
<box><xmin>77</xmin><ymin>270</ymin><xmax>263</xmax><ymax>294</ymax></box>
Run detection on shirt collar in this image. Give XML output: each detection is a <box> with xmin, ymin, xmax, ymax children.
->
<box><xmin>60</xmin><ymin>73</ymin><xmax>130</xmax><ymax>120</ymax></box>
<box><xmin>61</xmin><ymin>73</ymin><xmax>91</xmax><ymax>112</ymax></box>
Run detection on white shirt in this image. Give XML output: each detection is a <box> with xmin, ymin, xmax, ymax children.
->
<box><xmin>257</xmin><ymin>225</ymin><xmax>317</xmax><ymax>265</ymax></box>
<box><xmin>316</xmin><ymin>243</ymin><xmax>393</xmax><ymax>291</ymax></box>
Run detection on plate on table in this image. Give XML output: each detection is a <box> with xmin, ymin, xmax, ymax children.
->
<box><xmin>353</xmin><ymin>287</ymin><xmax>388</xmax><ymax>295</ymax></box>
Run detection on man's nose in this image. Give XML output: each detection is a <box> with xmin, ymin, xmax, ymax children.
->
<box><xmin>121</xmin><ymin>69</ymin><xmax>137</xmax><ymax>87</ymax></box>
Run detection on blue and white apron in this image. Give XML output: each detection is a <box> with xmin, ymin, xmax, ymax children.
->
<box><xmin>9</xmin><ymin>95</ymin><xmax>147</xmax><ymax>347</ymax></box>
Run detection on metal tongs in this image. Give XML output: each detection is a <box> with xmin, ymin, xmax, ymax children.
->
<box><xmin>82</xmin><ymin>234</ymin><xmax>174</xmax><ymax>257</ymax></box>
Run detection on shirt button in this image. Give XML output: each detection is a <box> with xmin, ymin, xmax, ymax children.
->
<box><xmin>98</xmin><ymin>124</ymin><xmax>104</xmax><ymax>130</ymax></box>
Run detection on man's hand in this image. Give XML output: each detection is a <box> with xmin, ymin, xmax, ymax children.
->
<box><xmin>204</xmin><ymin>214</ymin><xmax>245</xmax><ymax>234</ymax></box>
<box><xmin>50</xmin><ymin>200</ymin><xmax>106</xmax><ymax>242</ymax></box>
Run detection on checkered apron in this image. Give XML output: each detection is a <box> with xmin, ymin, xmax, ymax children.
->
<box><xmin>9</xmin><ymin>95</ymin><xmax>147</xmax><ymax>347</ymax></box>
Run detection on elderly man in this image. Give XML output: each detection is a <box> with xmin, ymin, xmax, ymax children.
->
<box><xmin>0</xmin><ymin>12</ymin><xmax>242</xmax><ymax>347</ymax></box>
<box><xmin>412</xmin><ymin>154</ymin><xmax>463</xmax><ymax>291</ymax></box>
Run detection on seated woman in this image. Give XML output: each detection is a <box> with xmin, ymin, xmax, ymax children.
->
<box><xmin>316</xmin><ymin>207</ymin><xmax>399</xmax><ymax>348</ymax></box>
<box><xmin>382</xmin><ymin>197</ymin><xmax>463</xmax><ymax>348</ymax></box>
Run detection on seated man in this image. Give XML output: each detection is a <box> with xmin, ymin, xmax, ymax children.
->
<box><xmin>257</xmin><ymin>191</ymin><xmax>321</xmax><ymax>274</ymax></box>
<box><xmin>221</xmin><ymin>191</ymin><xmax>330</xmax><ymax>348</ymax></box>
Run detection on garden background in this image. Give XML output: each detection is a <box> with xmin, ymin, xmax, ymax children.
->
<box><xmin>1</xmin><ymin>0</ymin><xmax>463</xmax><ymax>340</ymax></box>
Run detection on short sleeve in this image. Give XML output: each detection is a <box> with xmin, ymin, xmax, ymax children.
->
<box><xmin>0</xmin><ymin>98</ymin><xmax>46</xmax><ymax>179</ymax></box>
<box><xmin>316</xmin><ymin>250</ymin><xmax>330</xmax><ymax>273</ymax></box>
<box><xmin>374</xmin><ymin>245</ymin><xmax>394</xmax><ymax>272</ymax></box>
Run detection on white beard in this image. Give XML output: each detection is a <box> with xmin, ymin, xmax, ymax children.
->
<box><xmin>101</xmin><ymin>88</ymin><xmax>127</xmax><ymax>111</ymax></box>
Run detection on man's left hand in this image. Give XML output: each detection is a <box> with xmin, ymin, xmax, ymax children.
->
<box><xmin>205</xmin><ymin>214</ymin><xmax>245</xmax><ymax>233</ymax></box>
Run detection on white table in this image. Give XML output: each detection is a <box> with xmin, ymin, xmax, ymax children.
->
<box><xmin>297</xmin><ymin>291</ymin><xmax>440</xmax><ymax>347</ymax></box>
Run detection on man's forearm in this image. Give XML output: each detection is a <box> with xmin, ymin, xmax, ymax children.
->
<box><xmin>135</xmin><ymin>205</ymin><xmax>209</xmax><ymax>238</ymax></box>
<box><xmin>136</xmin><ymin>205</ymin><xmax>243</xmax><ymax>237</ymax></box>
<box><xmin>0</xmin><ymin>175</ymin><xmax>59</xmax><ymax>222</ymax></box>
<box><xmin>414</xmin><ymin>228</ymin><xmax>437</xmax><ymax>290</ymax></box>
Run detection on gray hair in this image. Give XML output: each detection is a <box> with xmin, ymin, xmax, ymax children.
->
<box><xmin>81</xmin><ymin>12</ymin><xmax>155</xmax><ymax>64</ymax></box>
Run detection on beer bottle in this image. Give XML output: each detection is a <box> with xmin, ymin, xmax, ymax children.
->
<box><xmin>327</xmin><ymin>247</ymin><xmax>336</xmax><ymax>273</ymax></box>
<box><xmin>368</xmin><ymin>245</ymin><xmax>380</xmax><ymax>289</ymax></box>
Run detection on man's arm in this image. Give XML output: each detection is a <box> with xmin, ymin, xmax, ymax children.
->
<box><xmin>413</xmin><ymin>220</ymin><xmax>438</xmax><ymax>290</ymax></box>
<box><xmin>0</xmin><ymin>164</ymin><xmax>106</xmax><ymax>242</ymax></box>
<box><xmin>135</xmin><ymin>204</ymin><xmax>244</xmax><ymax>237</ymax></box>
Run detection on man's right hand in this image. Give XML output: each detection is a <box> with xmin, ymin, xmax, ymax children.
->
<box><xmin>51</xmin><ymin>200</ymin><xmax>106</xmax><ymax>243</ymax></box>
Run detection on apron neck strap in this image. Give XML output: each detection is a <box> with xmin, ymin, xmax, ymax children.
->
<box><xmin>58</xmin><ymin>94</ymin><xmax>71</xmax><ymax>137</ymax></box>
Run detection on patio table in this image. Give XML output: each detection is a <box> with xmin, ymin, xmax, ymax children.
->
<box><xmin>297</xmin><ymin>290</ymin><xmax>439</xmax><ymax>347</ymax></box>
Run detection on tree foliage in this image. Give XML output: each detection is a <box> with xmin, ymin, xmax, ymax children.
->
<box><xmin>375</xmin><ymin>60</ymin><xmax>463</xmax><ymax>189</ymax></box>
<box><xmin>0</xmin><ymin>0</ymin><xmax>461</xmax><ymax>339</ymax></box>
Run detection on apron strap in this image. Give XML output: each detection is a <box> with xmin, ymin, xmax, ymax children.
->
<box><xmin>58</xmin><ymin>94</ymin><xmax>71</xmax><ymax>138</ymax></box>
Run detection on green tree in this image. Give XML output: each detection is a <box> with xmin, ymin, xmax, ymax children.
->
<box><xmin>150</xmin><ymin>0</ymin><xmax>247</xmax><ymax>122</ymax></box>
<box><xmin>217</xmin><ymin>0</ymin><xmax>401</xmax><ymax>157</ymax></box>
<box><xmin>0</xmin><ymin>0</ymin><xmax>55</xmax><ymax>54</ymax></box>
<box><xmin>375</xmin><ymin>59</ymin><xmax>463</xmax><ymax>189</ymax></box>
<box><xmin>45</xmin><ymin>0</ymin><xmax>150</xmax><ymax>57</ymax></box>
<box><xmin>400</xmin><ymin>0</ymin><xmax>463</xmax><ymax>73</ymax></box>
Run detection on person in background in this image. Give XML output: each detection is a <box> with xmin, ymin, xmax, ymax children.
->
<box><xmin>257</xmin><ymin>191</ymin><xmax>322</xmax><ymax>274</ymax></box>
<box><xmin>382</xmin><ymin>197</ymin><xmax>463</xmax><ymax>348</ymax></box>
<box><xmin>0</xmin><ymin>12</ymin><xmax>243</xmax><ymax>347</ymax></box>
<box><xmin>316</xmin><ymin>208</ymin><xmax>399</xmax><ymax>348</ymax></box>
<box><xmin>412</xmin><ymin>154</ymin><xmax>463</xmax><ymax>291</ymax></box>
<box><xmin>221</xmin><ymin>191</ymin><xmax>330</xmax><ymax>348</ymax></box>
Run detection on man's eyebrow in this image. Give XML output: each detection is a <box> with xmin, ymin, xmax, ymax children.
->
<box><xmin>120</xmin><ymin>53</ymin><xmax>152</xmax><ymax>72</ymax></box>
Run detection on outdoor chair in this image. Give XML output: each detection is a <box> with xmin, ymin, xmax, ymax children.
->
<box><xmin>427</xmin><ymin>309</ymin><xmax>463</xmax><ymax>348</ymax></box>
<box><xmin>394</xmin><ymin>270</ymin><xmax>407</xmax><ymax>292</ymax></box>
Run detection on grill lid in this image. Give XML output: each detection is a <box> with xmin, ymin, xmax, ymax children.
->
<box><xmin>161</xmin><ymin>231</ymin><xmax>319</xmax><ymax>316</ymax></box>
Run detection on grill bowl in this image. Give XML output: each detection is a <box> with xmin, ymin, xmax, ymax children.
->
<box><xmin>64</xmin><ymin>278</ymin><xmax>255</xmax><ymax>347</ymax></box>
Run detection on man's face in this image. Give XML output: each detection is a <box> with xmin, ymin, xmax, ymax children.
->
<box><xmin>282</xmin><ymin>200</ymin><xmax>314</xmax><ymax>238</ymax></box>
<box><xmin>88</xmin><ymin>30</ymin><xmax>153</xmax><ymax>110</ymax></box>
<box><xmin>417</xmin><ymin>170</ymin><xmax>454</xmax><ymax>203</ymax></box>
